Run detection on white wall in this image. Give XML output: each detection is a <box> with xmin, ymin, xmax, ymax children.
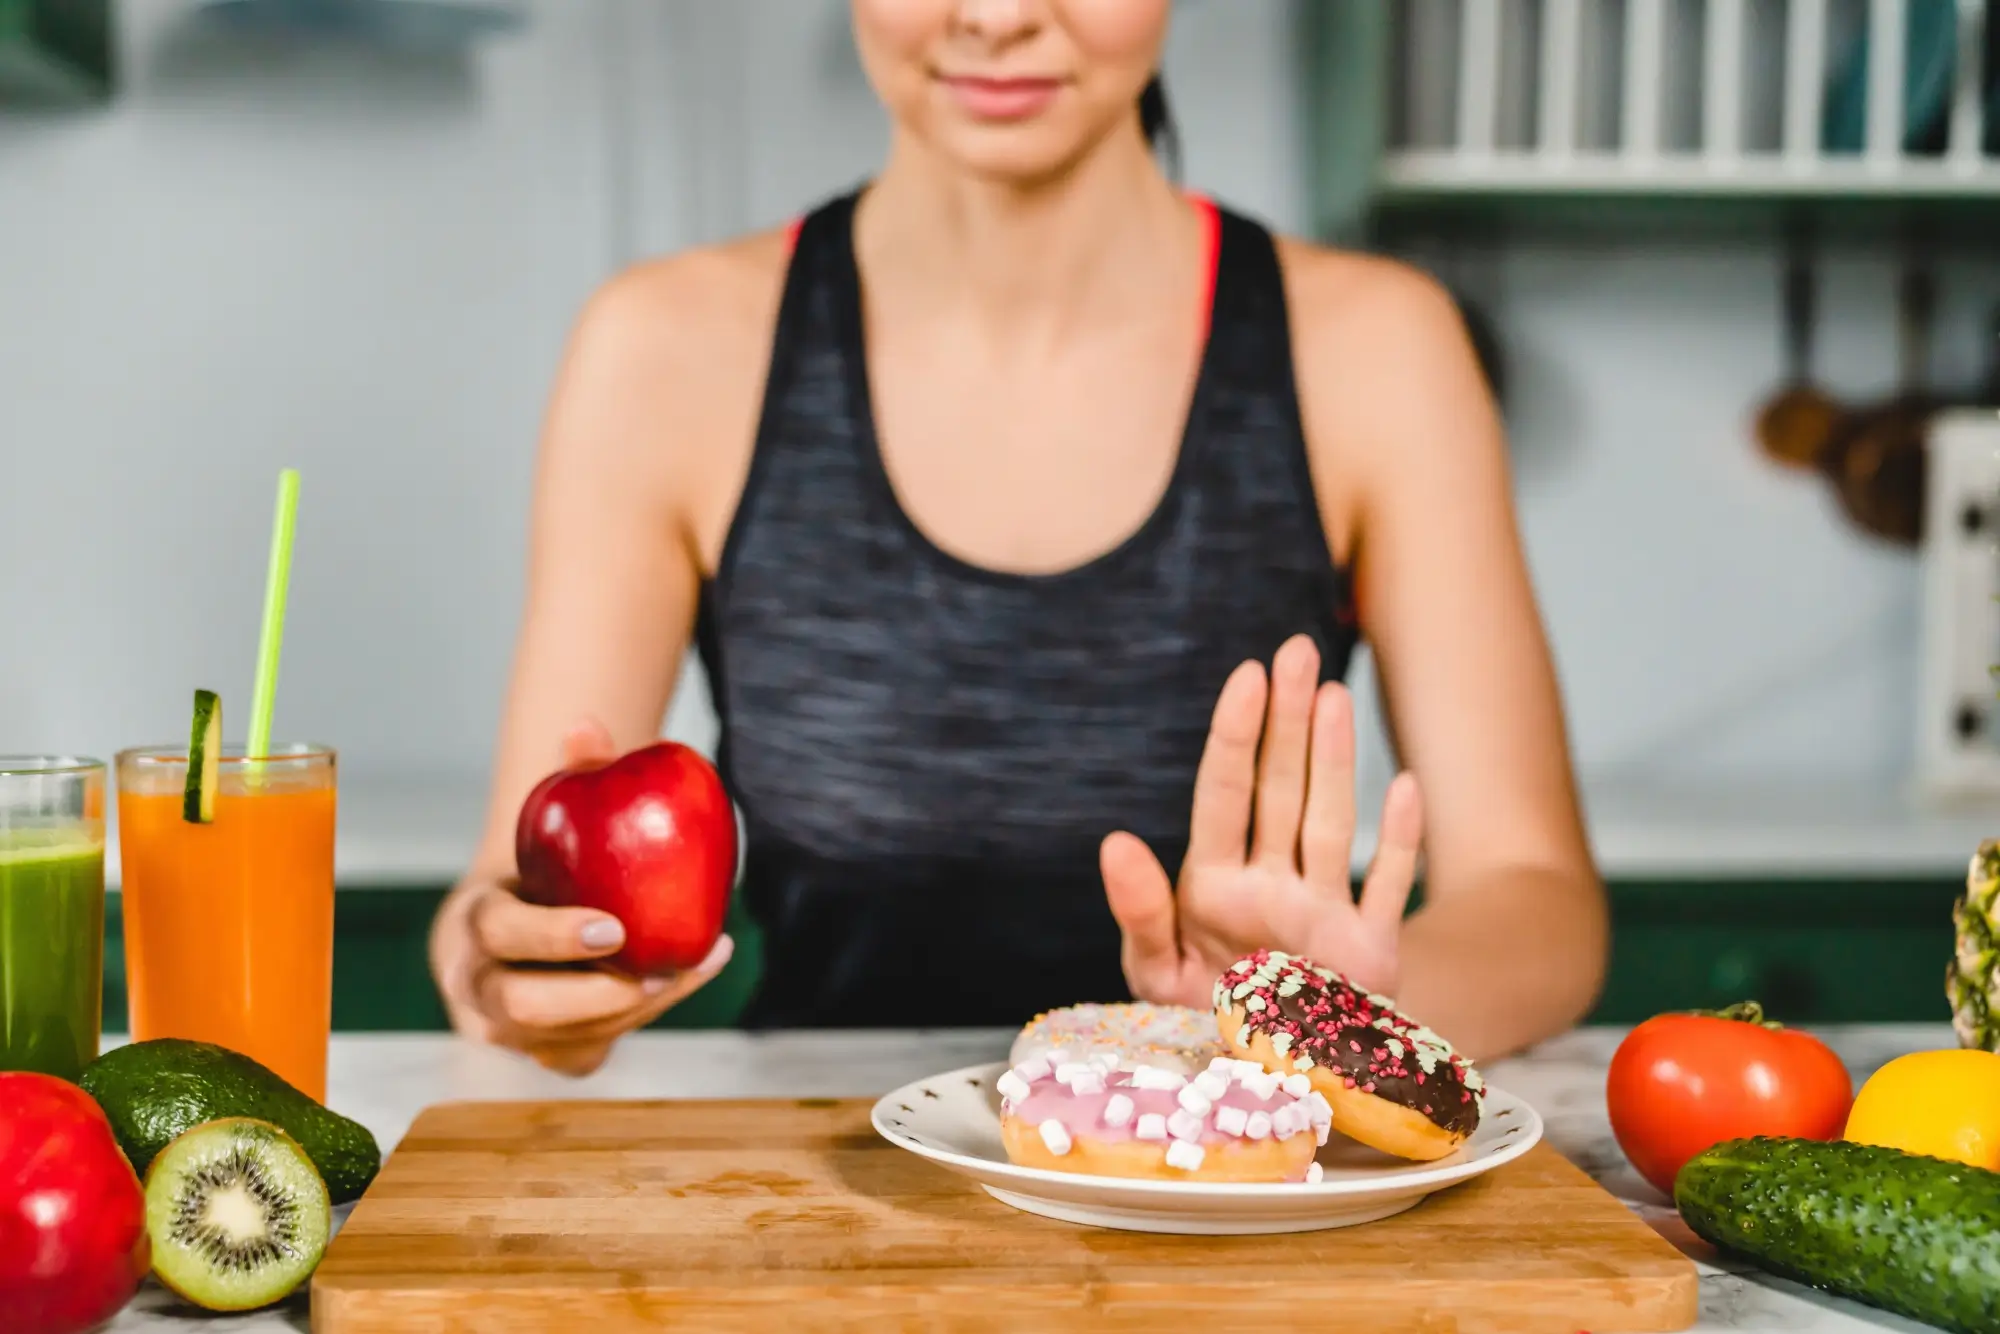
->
<box><xmin>1496</xmin><ymin>239</ymin><xmax>1998</xmax><ymax>788</ymax></box>
<box><xmin>2</xmin><ymin>0</ymin><xmax>1988</xmax><ymax>804</ymax></box>
<box><xmin>0</xmin><ymin>0</ymin><xmax>617</xmax><ymax>780</ymax></box>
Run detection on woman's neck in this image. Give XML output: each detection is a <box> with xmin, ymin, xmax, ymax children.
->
<box><xmin>854</xmin><ymin>124</ymin><xmax>1196</xmax><ymax>341</ymax></box>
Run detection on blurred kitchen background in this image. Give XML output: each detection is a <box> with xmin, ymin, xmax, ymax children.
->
<box><xmin>4</xmin><ymin>0</ymin><xmax>1999</xmax><ymax>1029</ymax></box>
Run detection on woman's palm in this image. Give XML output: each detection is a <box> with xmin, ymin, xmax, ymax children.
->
<box><xmin>1178</xmin><ymin>859</ymin><xmax>1401</xmax><ymax>999</ymax></box>
<box><xmin>1101</xmin><ymin>636</ymin><xmax>1423</xmax><ymax>1008</ymax></box>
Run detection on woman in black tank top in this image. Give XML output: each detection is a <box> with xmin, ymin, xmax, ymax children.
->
<box><xmin>431</xmin><ymin>2</ymin><xmax>1608</xmax><ymax>1074</ymax></box>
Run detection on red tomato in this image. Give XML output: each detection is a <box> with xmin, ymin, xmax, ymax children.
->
<box><xmin>1606</xmin><ymin>1001</ymin><xmax>1854</xmax><ymax>1197</ymax></box>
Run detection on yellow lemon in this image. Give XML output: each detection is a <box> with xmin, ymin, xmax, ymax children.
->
<box><xmin>1843</xmin><ymin>1048</ymin><xmax>2000</xmax><ymax>1170</ymax></box>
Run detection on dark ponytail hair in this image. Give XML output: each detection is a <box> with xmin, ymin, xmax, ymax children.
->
<box><xmin>1138</xmin><ymin>74</ymin><xmax>1181</xmax><ymax>179</ymax></box>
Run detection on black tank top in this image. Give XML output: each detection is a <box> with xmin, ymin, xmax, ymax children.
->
<box><xmin>693</xmin><ymin>190</ymin><xmax>1359</xmax><ymax>1029</ymax></box>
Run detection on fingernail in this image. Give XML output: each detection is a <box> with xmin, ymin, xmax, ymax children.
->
<box><xmin>642</xmin><ymin>975</ymin><xmax>673</xmax><ymax>994</ymax></box>
<box><xmin>580</xmin><ymin>918</ymin><xmax>624</xmax><ymax>950</ymax></box>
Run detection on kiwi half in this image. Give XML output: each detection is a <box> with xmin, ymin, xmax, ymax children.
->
<box><xmin>143</xmin><ymin>1117</ymin><xmax>330</xmax><ymax>1311</ymax></box>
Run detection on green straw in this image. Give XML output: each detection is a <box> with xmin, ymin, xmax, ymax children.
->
<box><xmin>246</xmin><ymin>469</ymin><xmax>300</xmax><ymax>762</ymax></box>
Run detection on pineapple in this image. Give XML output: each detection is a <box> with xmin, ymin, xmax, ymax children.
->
<box><xmin>1951</xmin><ymin>841</ymin><xmax>2000</xmax><ymax>1051</ymax></box>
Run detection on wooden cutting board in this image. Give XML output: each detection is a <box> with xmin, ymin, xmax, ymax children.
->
<box><xmin>311</xmin><ymin>1097</ymin><xmax>1698</xmax><ymax>1333</ymax></box>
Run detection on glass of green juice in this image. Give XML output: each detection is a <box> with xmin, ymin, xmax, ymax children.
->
<box><xmin>0</xmin><ymin>757</ymin><xmax>106</xmax><ymax>1081</ymax></box>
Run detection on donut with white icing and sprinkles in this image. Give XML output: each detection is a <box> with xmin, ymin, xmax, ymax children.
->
<box><xmin>996</xmin><ymin>1047</ymin><xmax>1329</xmax><ymax>1183</ymax></box>
<box><xmin>1008</xmin><ymin>1002</ymin><xmax>1223</xmax><ymax>1076</ymax></box>
<box><xmin>1214</xmin><ymin>949</ymin><xmax>1484</xmax><ymax>1162</ymax></box>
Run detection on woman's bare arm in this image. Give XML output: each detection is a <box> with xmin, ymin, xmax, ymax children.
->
<box><xmin>431</xmin><ymin>242</ymin><xmax>781</xmax><ymax>1072</ymax></box>
<box><xmin>1288</xmin><ymin>246</ymin><xmax>1610</xmax><ymax>1059</ymax></box>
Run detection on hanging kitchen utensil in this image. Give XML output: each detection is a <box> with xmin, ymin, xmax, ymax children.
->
<box><xmin>1754</xmin><ymin>247</ymin><xmax>1842</xmax><ymax>469</ymax></box>
<box><xmin>1816</xmin><ymin>263</ymin><xmax>1938</xmax><ymax>547</ymax></box>
<box><xmin>1980</xmin><ymin>304</ymin><xmax>2000</xmax><ymax>404</ymax></box>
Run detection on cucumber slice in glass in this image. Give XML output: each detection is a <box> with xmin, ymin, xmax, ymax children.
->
<box><xmin>184</xmin><ymin>689</ymin><xmax>221</xmax><ymax>824</ymax></box>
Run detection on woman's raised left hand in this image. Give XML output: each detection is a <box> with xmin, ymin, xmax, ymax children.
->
<box><xmin>1101</xmin><ymin>634</ymin><xmax>1425</xmax><ymax>1009</ymax></box>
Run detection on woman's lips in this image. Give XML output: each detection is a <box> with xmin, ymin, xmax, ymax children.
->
<box><xmin>938</xmin><ymin>75</ymin><xmax>1063</xmax><ymax>121</ymax></box>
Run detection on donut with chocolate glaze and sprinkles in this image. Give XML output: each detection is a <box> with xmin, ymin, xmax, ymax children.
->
<box><xmin>1214</xmin><ymin>949</ymin><xmax>1484</xmax><ymax>1162</ymax></box>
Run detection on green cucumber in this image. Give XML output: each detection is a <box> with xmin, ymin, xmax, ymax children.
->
<box><xmin>1674</xmin><ymin>1136</ymin><xmax>2000</xmax><ymax>1333</ymax></box>
<box><xmin>183</xmin><ymin>689</ymin><xmax>221</xmax><ymax>824</ymax></box>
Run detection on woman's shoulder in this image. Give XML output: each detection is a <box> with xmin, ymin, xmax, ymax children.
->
<box><xmin>1272</xmin><ymin>234</ymin><xmax>1494</xmax><ymax>434</ymax></box>
<box><xmin>568</xmin><ymin>226</ymin><xmax>794</xmax><ymax>376</ymax></box>
<box><xmin>1264</xmin><ymin>234</ymin><xmax>1504</xmax><ymax>543</ymax></box>
<box><xmin>537</xmin><ymin>227</ymin><xmax>795</xmax><ymax>531</ymax></box>
<box><xmin>1269</xmin><ymin>235</ymin><xmax>1469</xmax><ymax>371</ymax></box>
<box><xmin>551</xmin><ymin>225</ymin><xmax>792</xmax><ymax>437</ymax></box>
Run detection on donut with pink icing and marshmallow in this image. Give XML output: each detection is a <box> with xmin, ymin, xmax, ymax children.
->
<box><xmin>996</xmin><ymin>1045</ymin><xmax>1330</xmax><ymax>1183</ymax></box>
<box><xmin>1008</xmin><ymin>1001</ymin><xmax>1222</xmax><ymax>1076</ymax></box>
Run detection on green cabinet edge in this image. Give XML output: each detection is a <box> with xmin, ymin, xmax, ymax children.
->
<box><xmin>0</xmin><ymin>0</ymin><xmax>113</xmax><ymax>105</ymax></box>
<box><xmin>99</xmin><ymin>886</ymin><xmax>766</xmax><ymax>1036</ymax></box>
<box><xmin>98</xmin><ymin>876</ymin><xmax>1959</xmax><ymax>1034</ymax></box>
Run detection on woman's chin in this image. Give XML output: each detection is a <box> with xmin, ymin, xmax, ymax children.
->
<box><xmin>910</xmin><ymin>116</ymin><xmax>1128</xmax><ymax>187</ymax></box>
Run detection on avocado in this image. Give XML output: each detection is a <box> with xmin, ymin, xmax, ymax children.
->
<box><xmin>1674</xmin><ymin>1135</ymin><xmax>2000</xmax><ymax>1333</ymax></box>
<box><xmin>78</xmin><ymin>1038</ymin><xmax>380</xmax><ymax>1205</ymax></box>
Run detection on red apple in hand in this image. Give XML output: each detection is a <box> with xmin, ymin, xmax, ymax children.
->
<box><xmin>0</xmin><ymin>1072</ymin><xmax>150</xmax><ymax>1334</ymax></box>
<box><xmin>515</xmin><ymin>741</ymin><xmax>739</xmax><ymax>976</ymax></box>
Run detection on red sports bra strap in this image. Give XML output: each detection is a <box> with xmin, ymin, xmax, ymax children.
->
<box><xmin>1189</xmin><ymin>193</ymin><xmax>1221</xmax><ymax>348</ymax></box>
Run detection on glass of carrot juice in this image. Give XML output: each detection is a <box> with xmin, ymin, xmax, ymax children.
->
<box><xmin>115</xmin><ymin>744</ymin><xmax>336</xmax><ymax>1102</ymax></box>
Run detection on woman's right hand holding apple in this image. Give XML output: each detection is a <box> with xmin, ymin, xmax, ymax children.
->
<box><xmin>429</xmin><ymin>721</ymin><xmax>735</xmax><ymax>1077</ymax></box>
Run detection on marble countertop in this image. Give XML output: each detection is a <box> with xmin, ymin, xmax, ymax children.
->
<box><xmin>109</xmin><ymin>1024</ymin><xmax>1953</xmax><ymax>1333</ymax></box>
<box><xmin>98</xmin><ymin>775</ymin><xmax>2000</xmax><ymax>888</ymax></box>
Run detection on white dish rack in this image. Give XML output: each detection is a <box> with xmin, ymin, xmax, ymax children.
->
<box><xmin>1383</xmin><ymin>0</ymin><xmax>2000</xmax><ymax>197</ymax></box>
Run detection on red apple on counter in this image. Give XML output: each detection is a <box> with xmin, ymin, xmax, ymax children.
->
<box><xmin>514</xmin><ymin>740</ymin><xmax>739</xmax><ymax>976</ymax></box>
<box><xmin>0</xmin><ymin>1072</ymin><xmax>150</xmax><ymax>1334</ymax></box>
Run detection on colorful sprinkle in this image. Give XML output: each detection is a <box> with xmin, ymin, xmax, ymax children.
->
<box><xmin>1215</xmin><ymin>948</ymin><xmax>1484</xmax><ymax>1137</ymax></box>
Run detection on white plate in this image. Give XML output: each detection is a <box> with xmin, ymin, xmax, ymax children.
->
<box><xmin>871</xmin><ymin>1061</ymin><xmax>1543</xmax><ymax>1235</ymax></box>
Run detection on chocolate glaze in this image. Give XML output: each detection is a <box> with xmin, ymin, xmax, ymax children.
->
<box><xmin>1217</xmin><ymin>949</ymin><xmax>1484</xmax><ymax>1137</ymax></box>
